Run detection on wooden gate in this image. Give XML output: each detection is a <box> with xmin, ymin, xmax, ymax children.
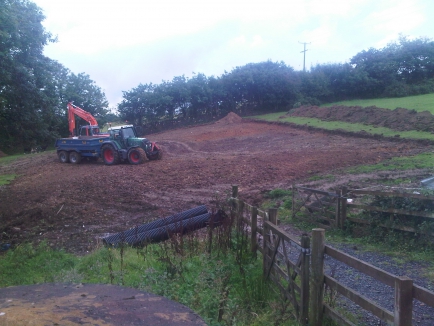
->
<box><xmin>292</xmin><ymin>186</ymin><xmax>341</xmax><ymax>228</ymax></box>
<box><xmin>262</xmin><ymin>220</ymin><xmax>310</xmax><ymax>324</ymax></box>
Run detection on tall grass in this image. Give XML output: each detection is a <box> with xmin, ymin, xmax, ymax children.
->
<box><xmin>0</xmin><ymin>219</ymin><xmax>299</xmax><ymax>325</ymax></box>
<box><xmin>0</xmin><ymin>242</ymin><xmax>76</xmax><ymax>286</ymax></box>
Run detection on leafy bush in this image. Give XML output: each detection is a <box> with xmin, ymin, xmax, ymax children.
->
<box><xmin>383</xmin><ymin>81</ymin><xmax>410</xmax><ymax>97</ymax></box>
<box><xmin>267</xmin><ymin>188</ymin><xmax>292</xmax><ymax>199</ymax></box>
<box><xmin>362</xmin><ymin>190</ymin><xmax>434</xmax><ymax>250</ymax></box>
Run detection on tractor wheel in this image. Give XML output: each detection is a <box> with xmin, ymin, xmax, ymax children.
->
<box><xmin>102</xmin><ymin>144</ymin><xmax>119</xmax><ymax>165</ymax></box>
<box><xmin>58</xmin><ymin>151</ymin><xmax>69</xmax><ymax>163</ymax></box>
<box><xmin>128</xmin><ymin>148</ymin><xmax>147</xmax><ymax>165</ymax></box>
<box><xmin>69</xmin><ymin>151</ymin><xmax>82</xmax><ymax>164</ymax></box>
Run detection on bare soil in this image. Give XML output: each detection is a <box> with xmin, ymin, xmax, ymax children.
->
<box><xmin>0</xmin><ymin>114</ymin><xmax>431</xmax><ymax>254</ymax></box>
<box><xmin>288</xmin><ymin>105</ymin><xmax>434</xmax><ymax>132</ymax></box>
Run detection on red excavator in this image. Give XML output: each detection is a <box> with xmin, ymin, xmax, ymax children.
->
<box><xmin>68</xmin><ymin>102</ymin><xmax>109</xmax><ymax>137</ymax></box>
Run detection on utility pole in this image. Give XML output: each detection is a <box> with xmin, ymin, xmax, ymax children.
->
<box><xmin>299</xmin><ymin>41</ymin><xmax>310</xmax><ymax>72</ymax></box>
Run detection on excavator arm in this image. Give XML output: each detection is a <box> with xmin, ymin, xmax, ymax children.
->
<box><xmin>68</xmin><ymin>102</ymin><xmax>99</xmax><ymax>137</ymax></box>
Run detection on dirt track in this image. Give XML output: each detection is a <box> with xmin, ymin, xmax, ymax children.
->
<box><xmin>0</xmin><ymin>114</ymin><xmax>430</xmax><ymax>254</ymax></box>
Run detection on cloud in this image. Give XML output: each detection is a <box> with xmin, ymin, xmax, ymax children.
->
<box><xmin>35</xmin><ymin>0</ymin><xmax>434</xmax><ymax>107</ymax></box>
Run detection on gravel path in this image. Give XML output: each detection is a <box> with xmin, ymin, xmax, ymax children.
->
<box><xmin>271</xmin><ymin>224</ymin><xmax>434</xmax><ymax>325</ymax></box>
<box><xmin>324</xmin><ymin>243</ymin><xmax>434</xmax><ymax>325</ymax></box>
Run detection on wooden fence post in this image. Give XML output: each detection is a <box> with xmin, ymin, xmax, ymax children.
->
<box><xmin>231</xmin><ymin>185</ymin><xmax>239</xmax><ymax>222</ymax></box>
<box><xmin>237</xmin><ymin>200</ymin><xmax>244</xmax><ymax>232</ymax></box>
<box><xmin>394</xmin><ymin>276</ymin><xmax>413</xmax><ymax>326</ymax></box>
<box><xmin>232</xmin><ymin>185</ymin><xmax>238</xmax><ymax>199</ymax></box>
<box><xmin>335</xmin><ymin>190</ymin><xmax>341</xmax><ymax>228</ymax></box>
<box><xmin>340</xmin><ymin>187</ymin><xmax>348</xmax><ymax>229</ymax></box>
<box><xmin>268</xmin><ymin>208</ymin><xmax>278</xmax><ymax>225</ymax></box>
<box><xmin>263</xmin><ymin>208</ymin><xmax>277</xmax><ymax>278</ymax></box>
<box><xmin>309</xmin><ymin>229</ymin><xmax>325</xmax><ymax>326</ymax></box>
<box><xmin>207</xmin><ymin>210</ymin><xmax>214</xmax><ymax>254</ymax></box>
<box><xmin>251</xmin><ymin>206</ymin><xmax>258</xmax><ymax>256</ymax></box>
<box><xmin>262</xmin><ymin>221</ymin><xmax>268</xmax><ymax>278</ymax></box>
<box><xmin>267</xmin><ymin>208</ymin><xmax>278</xmax><ymax>275</ymax></box>
<box><xmin>300</xmin><ymin>233</ymin><xmax>310</xmax><ymax>325</ymax></box>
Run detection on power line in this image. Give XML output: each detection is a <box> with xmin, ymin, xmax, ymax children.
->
<box><xmin>299</xmin><ymin>41</ymin><xmax>311</xmax><ymax>72</ymax></box>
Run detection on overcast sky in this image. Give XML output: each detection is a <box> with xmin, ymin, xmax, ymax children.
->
<box><xmin>32</xmin><ymin>0</ymin><xmax>434</xmax><ymax>108</ymax></box>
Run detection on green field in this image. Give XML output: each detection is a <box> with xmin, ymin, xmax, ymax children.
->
<box><xmin>253</xmin><ymin>114</ymin><xmax>434</xmax><ymax>141</ymax></box>
<box><xmin>252</xmin><ymin>93</ymin><xmax>434</xmax><ymax>141</ymax></box>
<box><xmin>322</xmin><ymin>93</ymin><xmax>434</xmax><ymax>114</ymax></box>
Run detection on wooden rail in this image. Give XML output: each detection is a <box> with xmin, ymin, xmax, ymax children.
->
<box><xmin>231</xmin><ymin>185</ymin><xmax>434</xmax><ymax>326</ymax></box>
<box><xmin>293</xmin><ymin>186</ymin><xmax>434</xmax><ymax>235</ymax></box>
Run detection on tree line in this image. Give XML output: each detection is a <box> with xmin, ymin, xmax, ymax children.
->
<box><xmin>0</xmin><ymin>0</ymin><xmax>110</xmax><ymax>152</ymax></box>
<box><xmin>120</xmin><ymin>35</ymin><xmax>434</xmax><ymax>127</ymax></box>
<box><xmin>1</xmin><ymin>0</ymin><xmax>434</xmax><ymax>152</ymax></box>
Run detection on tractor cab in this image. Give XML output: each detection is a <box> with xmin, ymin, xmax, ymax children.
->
<box><xmin>108</xmin><ymin>125</ymin><xmax>146</xmax><ymax>147</ymax></box>
<box><xmin>108</xmin><ymin>125</ymin><xmax>135</xmax><ymax>140</ymax></box>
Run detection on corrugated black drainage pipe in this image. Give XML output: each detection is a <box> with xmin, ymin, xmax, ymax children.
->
<box><xmin>107</xmin><ymin>210</ymin><xmax>227</xmax><ymax>247</ymax></box>
<box><xmin>103</xmin><ymin>205</ymin><xmax>208</xmax><ymax>246</ymax></box>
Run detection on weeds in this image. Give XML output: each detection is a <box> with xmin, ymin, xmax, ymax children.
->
<box><xmin>0</xmin><ymin>241</ymin><xmax>76</xmax><ymax>286</ymax></box>
<box><xmin>0</xmin><ymin>208</ymin><xmax>295</xmax><ymax>325</ymax></box>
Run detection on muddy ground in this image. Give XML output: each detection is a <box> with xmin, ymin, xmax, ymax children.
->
<box><xmin>0</xmin><ymin>114</ymin><xmax>432</xmax><ymax>254</ymax></box>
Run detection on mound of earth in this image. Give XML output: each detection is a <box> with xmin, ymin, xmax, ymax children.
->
<box><xmin>288</xmin><ymin>105</ymin><xmax>434</xmax><ymax>132</ymax></box>
<box><xmin>215</xmin><ymin>112</ymin><xmax>243</xmax><ymax>124</ymax></box>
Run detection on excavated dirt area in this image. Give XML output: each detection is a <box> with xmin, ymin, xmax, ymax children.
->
<box><xmin>0</xmin><ymin>113</ymin><xmax>432</xmax><ymax>254</ymax></box>
<box><xmin>289</xmin><ymin>105</ymin><xmax>434</xmax><ymax>132</ymax></box>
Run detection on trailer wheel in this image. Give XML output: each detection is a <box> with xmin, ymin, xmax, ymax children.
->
<box><xmin>128</xmin><ymin>148</ymin><xmax>146</xmax><ymax>165</ymax></box>
<box><xmin>69</xmin><ymin>151</ymin><xmax>82</xmax><ymax>164</ymax></box>
<box><xmin>102</xmin><ymin>144</ymin><xmax>119</xmax><ymax>165</ymax></box>
<box><xmin>58</xmin><ymin>151</ymin><xmax>69</xmax><ymax>163</ymax></box>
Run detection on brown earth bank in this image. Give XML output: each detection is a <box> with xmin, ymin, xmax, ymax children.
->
<box><xmin>288</xmin><ymin>105</ymin><xmax>434</xmax><ymax>132</ymax></box>
<box><xmin>0</xmin><ymin>114</ymin><xmax>432</xmax><ymax>254</ymax></box>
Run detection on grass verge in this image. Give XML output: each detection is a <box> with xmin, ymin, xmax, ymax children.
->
<box><xmin>0</xmin><ymin>174</ymin><xmax>16</xmax><ymax>185</ymax></box>
<box><xmin>0</xmin><ymin>230</ymin><xmax>298</xmax><ymax>326</ymax></box>
<box><xmin>345</xmin><ymin>152</ymin><xmax>434</xmax><ymax>174</ymax></box>
<box><xmin>0</xmin><ymin>154</ymin><xmax>22</xmax><ymax>166</ymax></box>
<box><xmin>251</xmin><ymin>114</ymin><xmax>434</xmax><ymax>141</ymax></box>
<box><xmin>322</xmin><ymin>93</ymin><xmax>434</xmax><ymax>113</ymax></box>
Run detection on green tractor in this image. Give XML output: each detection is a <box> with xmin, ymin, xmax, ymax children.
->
<box><xmin>101</xmin><ymin>125</ymin><xmax>162</xmax><ymax>165</ymax></box>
